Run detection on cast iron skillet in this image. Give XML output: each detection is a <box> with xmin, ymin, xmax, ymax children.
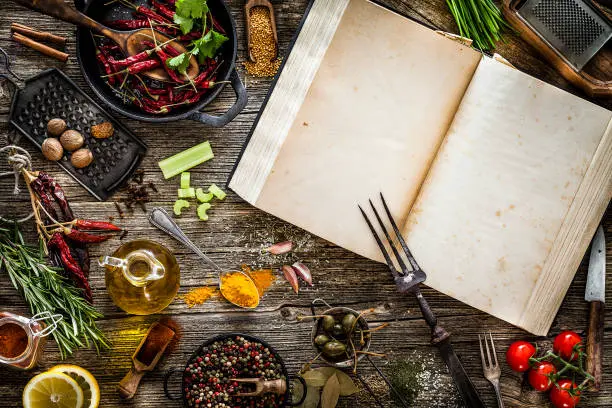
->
<box><xmin>163</xmin><ymin>333</ymin><xmax>307</xmax><ymax>407</ymax></box>
<box><xmin>74</xmin><ymin>0</ymin><xmax>247</xmax><ymax>126</ymax></box>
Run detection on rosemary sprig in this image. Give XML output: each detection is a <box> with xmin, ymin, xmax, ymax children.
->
<box><xmin>446</xmin><ymin>0</ymin><xmax>510</xmax><ymax>51</ymax></box>
<box><xmin>0</xmin><ymin>224</ymin><xmax>110</xmax><ymax>359</ymax></box>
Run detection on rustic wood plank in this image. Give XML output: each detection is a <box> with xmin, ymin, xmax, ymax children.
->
<box><xmin>0</xmin><ymin>0</ymin><xmax>611</xmax><ymax>407</ymax></box>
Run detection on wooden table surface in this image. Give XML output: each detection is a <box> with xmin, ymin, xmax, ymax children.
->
<box><xmin>0</xmin><ymin>1</ymin><xmax>610</xmax><ymax>407</ymax></box>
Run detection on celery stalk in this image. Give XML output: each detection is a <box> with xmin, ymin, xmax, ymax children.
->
<box><xmin>180</xmin><ymin>172</ymin><xmax>191</xmax><ymax>189</ymax></box>
<box><xmin>196</xmin><ymin>188</ymin><xmax>214</xmax><ymax>203</ymax></box>
<box><xmin>197</xmin><ymin>203</ymin><xmax>212</xmax><ymax>221</ymax></box>
<box><xmin>178</xmin><ymin>188</ymin><xmax>196</xmax><ymax>198</ymax></box>
<box><xmin>158</xmin><ymin>141</ymin><xmax>214</xmax><ymax>179</ymax></box>
<box><xmin>173</xmin><ymin>199</ymin><xmax>190</xmax><ymax>216</ymax></box>
<box><xmin>208</xmin><ymin>184</ymin><xmax>226</xmax><ymax>200</ymax></box>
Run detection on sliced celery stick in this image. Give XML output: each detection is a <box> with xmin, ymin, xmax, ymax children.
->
<box><xmin>197</xmin><ymin>203</ymin><xmax>212</xmax><ymax>221</ymax></box>
<box><xmin>173</xmin><ymin>199</ymin><xmax>190</xmax><ymax>216</ymax></box>
<box><xmin>178</xmin><ymin>188</ymin><xmax>196</xmax><ymax>198</ymax></box>
<box><xmin>208</xmin><ymin>184</ymin><xmax>226</xmax><ymax>200</ymax></box>
<box><xmin>180</xmin><ymin>172</ymin><xmax>191</xmax><ymax>189</ymax></box>
<box><xmin>158</xmin><ymin>141</ymin><xmax>214</xmax><ymax>179</ymax></box>
<box><xmin>196</xmin><ymin>188</ymin><xmax>214</xmax><ymax>203</ymax></box>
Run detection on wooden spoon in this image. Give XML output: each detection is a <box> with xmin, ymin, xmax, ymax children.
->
<box><xmin>13</xmin><ymin>0</ymin><xmax>199</xmax><ymax>81</ymax></box>
<box><xmin>118</xmin><ymin>322</ymin><xmax>176</xmax><ymax>399</ymax></box>
<box><xmin>245</xmin><ymin>0</ymin><xmax>278</xmax><ymax>62</ymax></box>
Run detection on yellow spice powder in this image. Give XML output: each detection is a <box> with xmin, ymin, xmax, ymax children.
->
<box><xmin>180</xmin><ymin>287</ymin><xmax>218</xmax><ymax>308</ymax></box>
<box><xmin>244</xmin><ymin>7</ymin><xmax>282</xmax><ymax>77</ymax></box>
<box><xmin>220</xmin><ymin>272</ymin><xmax>260</xmax><ymax>308</ymax></box>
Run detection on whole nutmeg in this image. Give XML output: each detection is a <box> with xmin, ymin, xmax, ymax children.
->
<box><xmin>71</xmin><ymin>148</ymin><xmax>93</xmax><ymax>169</ymax></box>
<box><xmin>91</xmin><ymin>121</ymin><xmax>114</xmax><ymax>139</ymax></box>
<box><xmin>47</xmin><ymin>118</ymin><xmax>67</xmax><ymax>137</ymax></box>
<box><xmin>41</xmin><ymin>138</ymin><xmax>64</xmax><ymax>161</ymax></box>
<box><xmin>60</xmin><ymin>130</ymin><xmax>84</xmax><ymax>151</ymax></box>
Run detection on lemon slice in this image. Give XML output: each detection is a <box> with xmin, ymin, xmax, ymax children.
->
<box><xmin>23</xmin><ymin>371</ymin><xmax>84</xmax><ymax>408</ymax></box>
<box><xmin>49</xmin><ymin>365</ymin><xmax>100</xmax><ymax>408</ymax></box>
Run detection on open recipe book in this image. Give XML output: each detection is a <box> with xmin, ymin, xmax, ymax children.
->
<box><xmin>230</xmin><ymin>0</ymin><xmax>612</xmax><ymax>335</ymax></box>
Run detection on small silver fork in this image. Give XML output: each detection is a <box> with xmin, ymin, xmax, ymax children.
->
<box><xmin>479</xmin><ymin>332</ymin><xmax>504</xmax><ymax>408</ymax></box>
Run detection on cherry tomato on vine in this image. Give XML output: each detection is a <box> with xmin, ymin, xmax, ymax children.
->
<box><xmin>528</xmin><ymin>361</ymin><xmax>557</xmax><ymax>391</ymax></box>
<box><xmin>553</xmin><ymin>331</ymin><xmax>582</xmax><ymax>361</ymax></box>
<box><xmin>506</xmin><ymin>341</ymin><xmax>536</xmax><ymax>372</ymax></box>
<box><xmin>549</xmin><ymin>379</ymin><xmax>581</xmax><ymax>408</ymax></box>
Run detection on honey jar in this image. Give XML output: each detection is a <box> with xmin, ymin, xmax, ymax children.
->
<box><xmin>0</xmin><ymin>311</ymin><xmax>62</xmax><ymax>370</ymax></box>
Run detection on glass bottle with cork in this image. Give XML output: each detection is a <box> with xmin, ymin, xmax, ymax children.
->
<box><xmin>0</xmin><ymin>311</ymin><xmax>62</xmax><ymax>370</ymax></box>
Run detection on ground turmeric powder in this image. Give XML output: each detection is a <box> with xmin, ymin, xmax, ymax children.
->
<box><xmin>220</xmin><ymin>272</ymin><xmax>260</xmax><ymax>308</ymax></box>
<box><xmin>180</xmin><ymin>287</ymin><xmax>218</xmax><ymax>308</ymax></box>
<box><xmin>242</xmin><ymin>265</ymin><xmax>277</xmax><ymax>296</ymax></box>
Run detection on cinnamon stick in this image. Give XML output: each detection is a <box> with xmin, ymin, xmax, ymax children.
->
<box><xmin>11</xmin><ymin>23</ymin><xmax>67</xmax><ymax>46</ymax></box>
<box><xmin>12</xmin><ymin>32</ymin><xmax>69</xmax><ymax>62</ymax></box>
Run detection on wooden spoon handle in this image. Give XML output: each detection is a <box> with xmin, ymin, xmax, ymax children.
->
<box><xmin>118</xmin><ymin>368</ymin><xmax>146</xmax><ymax>399</ymax></box>
<box><xmin>13</xmin><ymin>0</ymin><xmax>116</xmax><ymax>39</ymax></box>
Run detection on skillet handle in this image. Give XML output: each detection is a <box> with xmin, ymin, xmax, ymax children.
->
<box><xmin>188</xmin><ymin>69</ymin><xmax>247</xmax><ymax>127</ymax></box>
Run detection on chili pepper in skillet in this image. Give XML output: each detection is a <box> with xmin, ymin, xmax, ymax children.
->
<box><xmin>103</xmin><ymin>59</ymin><xmax>161</xmax><ymax>78</ymax></box>
<box><xmin>75</xmin><ymin>219</ymin><xmax>122</xmax><ymax>231</ymax></box>
<box><xmin>48</xmin><ymin>232</ymin><xmax>93</xmax><ymax>303</ymax></box>
<box><xmin>96</xmin><ymin>48</ymin><xmax>117</xmax><ymax>85</ymax></box>
<box><xmin>151</xmin><ymin>0</ymin><xmax>175</xmax><ymax>20</ymax></box>
<box><xmin>131</xmin><ymin>6</ymin><xmax>171</xmax><ymax>24</ymax></box>
<box><xmin>177</xmin><ymin>31</ymin><xmax>202</xmax><ymax>42</ymax></box>
<box><xmin>210</xmin><ymin>13</ymin><xmax>226</xmax><ymax>35</ymax></box>
<box><xmin>106</xmin><ymin>19</ymin><xmax>151</xmax><ymax>30</ymax></box>
<box><xmin>155</xmin><ymin>48</ymin><xmax>183</xmax><ymax>82</ymax></box>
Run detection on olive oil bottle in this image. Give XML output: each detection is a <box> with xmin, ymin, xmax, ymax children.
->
<box><xmin>100</xmin><ymin>240</ymin><xmax>180</xmax><ymax>315</ymax></box>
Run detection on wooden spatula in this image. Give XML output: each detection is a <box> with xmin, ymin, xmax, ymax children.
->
<box><xmin>118</xmin><ymin>322</ymin><xmax>176</xmax><ymax>399</ymax></box>
<box><xmin>245</xmin><ymin>0</ymin><xmax>278</xmax><ymax>62</ymax></box>
<box><xmin>13</xmin><ymin>0</ymin><xmax>199</xmax><ymax>81</ymax></box>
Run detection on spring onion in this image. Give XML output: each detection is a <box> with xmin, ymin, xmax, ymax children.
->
<box><xmin>197</xmin><ymin>203</ymin><xmax>212</xmax><ymax>221</ymax></box>
<box><xmin>158</xmin><ymin>141</ymin><xmax>214</xmax><ymax>179</ymax></box>
<box><xmin>174</xmin><ymin>199</ymin><xmax>190</xmax><ymax>215</ymax></box>
<box><xmin>208</xmin><ymin>184</ymin><xmax>226</xmax><ymax>200</ymax></box>
<box><xmin>446</xmin><ymin>0</ymin><xmax>509</xmax><ymax>50</ymax></box>
<box><xmin>196</xmin><ymin>188</ymin><xmax>214</xmax><ymax>203</ymax></box>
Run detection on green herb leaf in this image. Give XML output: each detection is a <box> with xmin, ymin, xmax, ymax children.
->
<box><xmin>321</xmin><ymin>374</ymin><xmax>340</xmax><ymax>408</ymax></box>
<box><xmin>175</xmin><ymin>0</ymin><xmax>208</xmax><ymax>19</ymax></box>
<box><xmin>166</xmin><ymin>52</ymin><xmax>191</xmax><ymax>74</ymax></box>
<box><xmin>192</xmin><ymin>30</ymin><xmax>228</xmax><ymax>60</ymax></box>
<box><xmin>298</xmin><ymin>385</ymin><xmax>321</xmax><ymax>408</ymax></box>
<box><xmin>173</xmin><ymin>13</ymin><xmax>194</xmax><ymax>35</ymax></box>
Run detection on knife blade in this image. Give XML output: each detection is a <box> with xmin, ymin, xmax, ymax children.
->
<box><xmin>585</xmin><ymin>224</ymin><xmax>605</xmax><ymax>391</ymax></box>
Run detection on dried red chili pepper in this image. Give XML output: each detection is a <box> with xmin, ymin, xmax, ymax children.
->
<box><xmin>65</xmin><ymin>230</ymin><xmax>113</xmax><ymax>244</ymax></box>
<box><xmin>38</xmin><ymin>172</ymin><xmax>74</xmax><ymax>220</ymax></box>
<box><xmin>48</xmin><ymin>233</ymin><xmax>92</xmax><ymax>303</ymax></box>
<box><xmin>96</xmin><ymin>48</ymin><xmax>116</xmax><ymax>85</ymax></box>
<box><xmin>106</xmin><ymin>19</ymin><xmax>151</xmax><ymax>30</ymax></box>
<box><xmin>29</xmin><ymin>178</ymin><xmax>58</xmax><ymax>221</ymax></box>
<box><xmin>75</xmin><ymin>219</ymin><xmax>121</xmax><ymax>231</ymax></box>
<box><xmin>155</xmin><ymin>48</ymin><xmax>183</xmax><ymax>82</ymax></box>
<box><xmin>133</xmin><ymin>6</ymin><xmax>171</xmax><ymax>24</ymax></box>
<box><xmin>151</xmin><ymin>0</ymin><xmax>175</xmax><ymax>20</ymax></box>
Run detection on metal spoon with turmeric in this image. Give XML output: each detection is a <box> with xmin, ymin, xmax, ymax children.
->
<box><xmin>148</xmin><ymin>207</ymin><xmax>260</xmax><ymax>308</ymax></box>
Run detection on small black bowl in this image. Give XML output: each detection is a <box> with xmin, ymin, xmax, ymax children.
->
<box><xmin>163</xmin><ymin>333</ymin><xmax>306</xmax><ymax>407</ymax></box>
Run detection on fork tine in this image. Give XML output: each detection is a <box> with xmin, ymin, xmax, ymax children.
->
<box><xmin>359</xmin><ymin>205</ymin><xmax>399</xmax><ymax>277</ymax></box>
<box><xmin>484</xmin><ymin>332</ymin><xmax>493</xmax><ymax>368</ymax></box>
<box><xmin>380</xmin><ymin>193</ymin><xmax>420</xmax><ymax>271</ymax></box>
<box><xmin>478</xmin><ymin>334</ymin><xmax>487</xmax><ymax>370</ymax></box>
<box><xmin>489</xmin><ymin>332</ymin><xmax>498</xmax><ymax>367</ymax></box>
<box><xmin>368</xmin><ymin>199</ymin><xmax>407</xmax><ymax>273</ymax></box>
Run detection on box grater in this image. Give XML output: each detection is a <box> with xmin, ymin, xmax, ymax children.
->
<box><xmin>517</xmin><ymin>0</ymin><xmax>612</xmax><ymax>71</ymax></box>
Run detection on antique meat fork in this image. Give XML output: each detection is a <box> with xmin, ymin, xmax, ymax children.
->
<box><xmin>360</xmin><ymin>193</ymin><xmax>486</xmax><ymax>407</ymax></box>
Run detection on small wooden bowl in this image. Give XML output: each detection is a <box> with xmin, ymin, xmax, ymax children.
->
<box><xmin>245</xmin><ymin>0</ymin><xmax>279</xmax><ymax>62</ymax></box>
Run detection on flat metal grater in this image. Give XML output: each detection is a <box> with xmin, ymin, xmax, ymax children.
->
<box><xmin>9</xmin><ymin>68</ymin><xmax>147</xmax><ymax>201</ymax></box>
<box><xmin>517</xmin><ymin>0</ymin><xmax>612</xmax><ymax>71</ymax></box>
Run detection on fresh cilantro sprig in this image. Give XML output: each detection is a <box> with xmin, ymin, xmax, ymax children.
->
<box><xmin>168</xmin><ymin>0</ymin><xmax>228</xmax><ymax>74</ymax></box>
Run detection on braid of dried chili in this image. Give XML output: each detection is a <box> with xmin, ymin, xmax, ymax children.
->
<box><xmin>38</xmin><ymin>172</ymin><xmax>74</xmax><ymax>220</ymax></box>
<box><xmin>29</xmin><ymin>178</ymin><xmax>59</xmax><ymax>221</ymax></box>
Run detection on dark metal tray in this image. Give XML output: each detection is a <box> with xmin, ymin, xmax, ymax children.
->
<box><xmin>9</xmin><ymin>68</ymin><xmax>146</xmax><ymax>201</ymax></box>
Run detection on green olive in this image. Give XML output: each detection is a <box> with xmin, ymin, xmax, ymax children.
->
<box><xmin>314</xmin><ymin>334</ymin><xmax>331</xmax><ymax>347</ymax></box>
<box><xmin>322</xmin><ymin>341</ymin><xmax>346</xmax><ymax>358</ymax></box>
<box><xmin>342</xmin><ymin>313</ymin><xmax>357</xmax><ymax>334</ymax></box>
<box><xmin>321</xmin><ymin>315</ymin><xmax>335</xmax><ymax>332</ymax></box>
<box><xmin>332</xmin><ymin>324</ymin><xmax>345</xmax><ymax>337</ymax></box>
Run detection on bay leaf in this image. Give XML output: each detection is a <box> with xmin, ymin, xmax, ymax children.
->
<box><xmin>321</xmin><ymin>373</ymin><xmax>340</xmax><ymax>408</ymax></box>
<box><xmin>302</xmin><ymin>370</ymin><xmax>328</xmax><ymax>388</ymax></box>
<box><xmin>335</xmin><ymin>370</ymin><xmax>359</xmax><ymax>396</ymax></box>
<box><xmin>315</xmin><ymin>366</ymin><xmax>337</xmax><ymax>380</ymax></box>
